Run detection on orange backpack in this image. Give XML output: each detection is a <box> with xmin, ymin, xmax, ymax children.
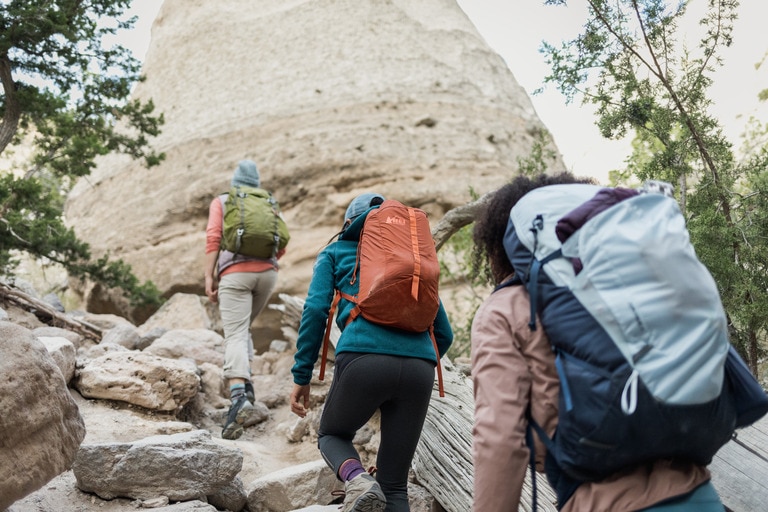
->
<box><xmin>319</xmin><ymin>199</ymin><xmax>445</xmax><ymax>395</ymax></box>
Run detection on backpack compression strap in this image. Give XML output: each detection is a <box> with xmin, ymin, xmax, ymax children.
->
<box><xmin>526</xmin><ymin>249</ymin><xmax>562</xmax><ymax>330</ymax></box>
<box><xmin>233</xmin><ymin>186</ymin><xmax>247</xmax><ymax>255</ymax></box>
<box><xmin>408</xmin><ymin>207</ymin><xmax>422</xmax><ymax>301</ymax></box>
<box><xmin>267</xmin><ymin>193</ymin><xmax>281</xmax><ymax>259</ymax></box>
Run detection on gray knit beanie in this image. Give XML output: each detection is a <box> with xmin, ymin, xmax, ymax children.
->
<box><xmin>345</xmin><ymin>192</ymin><xmax>385</xmax><ymax>221</ymax></box>
<box><xmin>231</xmin><ymin>160</ymin><xmax>260</xmax><ymax>188</ymax></box>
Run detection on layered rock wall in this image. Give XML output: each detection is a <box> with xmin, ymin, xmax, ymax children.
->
<box><xmin>64</xmin><ymin>0</ymin><xmax>564</xmax><ymax>324</ymax></box>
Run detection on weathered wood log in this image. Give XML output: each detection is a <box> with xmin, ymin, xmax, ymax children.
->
<box><xmin>710</xmin><ymin>415</ymin><xmax>768</xmax><ymax>512</ymax></box>
<box><xmin>431</xmin><ymin>191</ymin><xmax>494</xmax><ymax>251</ymax></box>
<box><xmin>412</xmin><ymin>359</ymin><xmax>558</xmax><ymax>512</ymax></box>
<box><xmin>0</xmin><ymin>280</ymin><xmax>102</xmax><ymax>341</ymax></box>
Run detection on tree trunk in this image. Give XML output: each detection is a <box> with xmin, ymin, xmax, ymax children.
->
<box><xmin>412</xmin><ymin>359</ymin><xmax>558</xmax><ymax>512</ymax></box>
<box><xmin>0</xmin><ymin>55</ymin><xmax>21</xmax><ymax>155</ymax></box>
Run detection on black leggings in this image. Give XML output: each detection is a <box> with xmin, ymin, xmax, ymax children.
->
<box><xmin>318</xmin><ymin>352</ymin><xmax>435</xmax><ymax>512</ymax></box>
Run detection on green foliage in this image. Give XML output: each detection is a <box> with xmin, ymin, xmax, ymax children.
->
<box><xmin>0</xmin><ymin>173</ymin><xmax>161</xmax><ymax>306</ymax></box>
<box><xmin>0</xmin><ymin>0</ymin><xmax>165</xmax><ymax>307</ymax></box>
<box><xmin>540</xmin><ymin>0</ymin><xmax>768</xmax><ymax>371</ymax></box>
<box><xmin>444</xmin><ymin>137</ymin><xmax>559</xmax><ymax>359</ymax></box>
<box><xmin>517</xmin><ymin>128</ymin><xmax>558</xmax><ymax>177</ymax></box>
<box><xmin>440</xmin><ymin>221</ymin><xmax>489</xmax><ymax>360</ymax></box>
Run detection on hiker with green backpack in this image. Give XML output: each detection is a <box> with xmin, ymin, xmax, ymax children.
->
<box><xmin>289</xmin><ymin>192</ymin><xmax>453</xmax><ymax>512</ymax></box>
<box><xmin>469</xmin><ymin>173</ymin><xmax>738</xmax><ymax>512</ymax></box>
<box><xmin>204</xmin><ymin>159</ymin><xmax>290</xmax><ymax>440</ymax></box>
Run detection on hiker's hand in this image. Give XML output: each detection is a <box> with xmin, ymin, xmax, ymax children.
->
<box><xmin>290</xmin><ymin>383</ymin><xmax>310</xmax><ymax>418</ymax></box>
<box><xmin>205</xmin><ymin>276</ymin><xmax>218</xmax><ymax>303</ymax></box>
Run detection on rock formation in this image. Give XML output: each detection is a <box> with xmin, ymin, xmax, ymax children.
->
<box><xmin>0</xmin><ymin>322</ymin><xmax>86</xmax><ymax>510</ymax></box>
<box><xmin>63</xmin><ymin>0</ymin><xmax>565</xmax><ymax>324</ymax></box>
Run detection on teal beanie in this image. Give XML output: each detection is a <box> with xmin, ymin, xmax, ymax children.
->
<box><xmin>231</xmin><ymin>160</ymin><xmax>260</xmax><ymax>188</ymax></box>
<box><xmin>345</xmin><ymin>193</ymin><xmax>385</xmax><ymax>221</ymax></box>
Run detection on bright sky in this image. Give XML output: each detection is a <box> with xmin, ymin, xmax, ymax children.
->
<box><xmin>122</xmin><ymin>1</ymin><xmax>766</xmax><ymax>184</ymax></box>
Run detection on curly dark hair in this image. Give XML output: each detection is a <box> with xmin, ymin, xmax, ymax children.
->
<box><xmin>472</xmin><ymin>172</ymin><xmax>596</xmax><ymax>286</ymax></box>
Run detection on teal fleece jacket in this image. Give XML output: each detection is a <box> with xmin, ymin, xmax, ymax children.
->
<box><xmin>291</xmin><ymin>207</ymin><xmax>454</xmax><ymax>385</ymax></box>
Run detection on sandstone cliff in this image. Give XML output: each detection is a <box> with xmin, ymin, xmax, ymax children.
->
<box><xmin>64</xmin><ymin>0</ymin><xmax>565</xmax><ymax>325</ymax></box>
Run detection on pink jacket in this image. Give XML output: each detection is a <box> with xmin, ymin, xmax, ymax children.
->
<box><xmin>471</xmin><ymin>279</ymin><xmax>710</xmax><ymax>511</ymax></box>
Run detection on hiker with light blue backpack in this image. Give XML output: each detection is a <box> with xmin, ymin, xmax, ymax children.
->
<box><xmin>470</xmin><ymin>173</ymin><xmax>768</xmax><ymax>511</ymax></box>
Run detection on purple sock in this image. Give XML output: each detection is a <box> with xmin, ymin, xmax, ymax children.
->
<box><xmin>339</xmin><ymin>459</ymin><xmax>365</xmax><ymax>482</ymax></box>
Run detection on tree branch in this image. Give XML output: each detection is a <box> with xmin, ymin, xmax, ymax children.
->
<box><xmin>0</xmin><ymin>280</ymin><xmax>103</xmax><ymax>342</ymax></box>
<box><xmin>431</xmin><ymin>191</ymin><xmax>496</xmax><ymax>251</ymax></box>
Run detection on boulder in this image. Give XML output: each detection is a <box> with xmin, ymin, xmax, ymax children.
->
<box><xmin>0</xmin><ymin>322</ymin><xmax>86</xmax><ymax>510</ymax></box>
<box><xmin>72</xmin><ymin>429</ymin><xmax>242</xmax><ymax>501</ymax></box>
<box><xmin>75</xmin><ymin>351</ymin><xmax>200</xmax><ymax>411</ymax></box>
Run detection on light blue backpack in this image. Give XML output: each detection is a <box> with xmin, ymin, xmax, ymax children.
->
<box><xmin>502</xmin><ymin>182</ymin><xmax>768</xmax><ymax>505</ymax></box>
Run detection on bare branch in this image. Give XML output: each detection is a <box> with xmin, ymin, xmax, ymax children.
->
<box><xmin>432</xmin><ymin>191</ymin><xmax>496</xmax><ymax>251</ymax></box>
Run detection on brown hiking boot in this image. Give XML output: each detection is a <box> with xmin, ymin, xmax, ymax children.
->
<box><xmin>340</xmin><ymin>473</ymin><xmax>386</xmax><ymax>512</ymax></box>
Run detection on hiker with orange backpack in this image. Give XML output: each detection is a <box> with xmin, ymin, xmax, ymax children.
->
<box><xmin>290</xmin><ymin>192</ymin><xmax>453</xmax><ymax>512</ymax></box>
<box><xmin>470</xmin><ymin>173</ymin><xmax>733</xmax><ymax>512</ymax></box>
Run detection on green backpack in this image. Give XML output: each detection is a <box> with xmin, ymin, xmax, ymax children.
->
<box><xmin>221</xmin><ymin>185</ymin><xmax>290</xmax><ymax>258</ymax></box>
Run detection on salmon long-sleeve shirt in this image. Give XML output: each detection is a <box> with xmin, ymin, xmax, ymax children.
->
<box><xmin>470</xmin><ymin>278</ymin><xmax>710</xmax><ymax>511</ymax></box>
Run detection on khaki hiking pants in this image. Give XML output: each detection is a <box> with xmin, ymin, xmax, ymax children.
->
<box><xmin>218</xmin><ymin>270</ymin><xmax>278</xmax><ymax>381</ymax></box>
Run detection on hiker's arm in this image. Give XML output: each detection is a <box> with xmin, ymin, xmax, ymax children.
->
<box><xmin>470</xmin><ymin>289</ymin><xmax>532</xmax><ymax>510</ymax></box>
<box><xmin>204</xmin><ymin>251</ymin><xmax>219</xmax><ymax>303</ymax></box>
<box><xmin>204</xmin><ymin>199</ymin><xmax>222</xmax><ymax>303</ymax></box>
<box><xmin>291</xmin><ymin>247</ymin><xmax>336</xmax><ymax>385</ymax></box>
<box><xmin>432</xmin><ymin>300</ymin><xmax>453</xmax><ymax>357</ymax></box>
<box><xmin>289</xmin><ymin>383</ymin><xmax>310</xmax><ymax>418</ymax></box>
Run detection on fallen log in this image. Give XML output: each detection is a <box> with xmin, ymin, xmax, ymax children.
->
<box><xmin>0</xmin><ymin>280</ymin><xmax>102</xmax><ymax>342</ymax></box>
<box><xmin>412</xmin><ymin>359</ymin><xmax>558</xmax><ymax>512</ymax></box>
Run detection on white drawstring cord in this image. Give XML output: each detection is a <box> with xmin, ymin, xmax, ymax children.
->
<box><xmin>621</xmin><ymin>370</ymin><xmax>639</xmax><ymax>415</ymax></box>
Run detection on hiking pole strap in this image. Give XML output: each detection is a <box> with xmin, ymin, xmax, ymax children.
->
<box><xmin>319</xmin><ymin>291</ymin><xmax>342</xmax><ymax>381</ymax></box>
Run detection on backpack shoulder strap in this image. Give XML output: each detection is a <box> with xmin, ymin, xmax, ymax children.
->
<box><xmin>493</xmin><ymin>274</ymin><xmax>523</xmax><ymax>292</ymax></box>
<box><xmin>319</xmin><ymin>290</ymin><xmax>343</xmax><ymax>381</ymax></box>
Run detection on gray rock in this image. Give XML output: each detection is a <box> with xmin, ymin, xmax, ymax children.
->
<box><xmin>101</xmin><ymin>322</ymin><xmax>141</xmax><ymax>350</ymax></box>
<box><xmin>0</xmin><ymin>322</ymin><xmax>86</xmax><ymax>510</ymax></box>
<box><xmin>207</xmin><ymin>476</ymin><xmax>247</xmax><ymax>512</ymax></box>
<box><xmin>43</xmin><ymin>292</ymin><xmax>66</xmax><ymax>312</ymax></box>
<box><xmin>38</xmin><ymin>336</ymin><xmax>77</xmax><ymax>384</ymax></box>
<box><xmin>247</xmin><ymin>459</ymin><xmax>342</xmax><ymax>512</ymax></box>
<box><xmin>73</xmin><ymin>429</ymin><xmax>243</xmax><ymax>501</ymax></box>
<box><xmin>75</xmin><ymin>351</ymin><xmax>200</xmax><ymax>411</ymax></box>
